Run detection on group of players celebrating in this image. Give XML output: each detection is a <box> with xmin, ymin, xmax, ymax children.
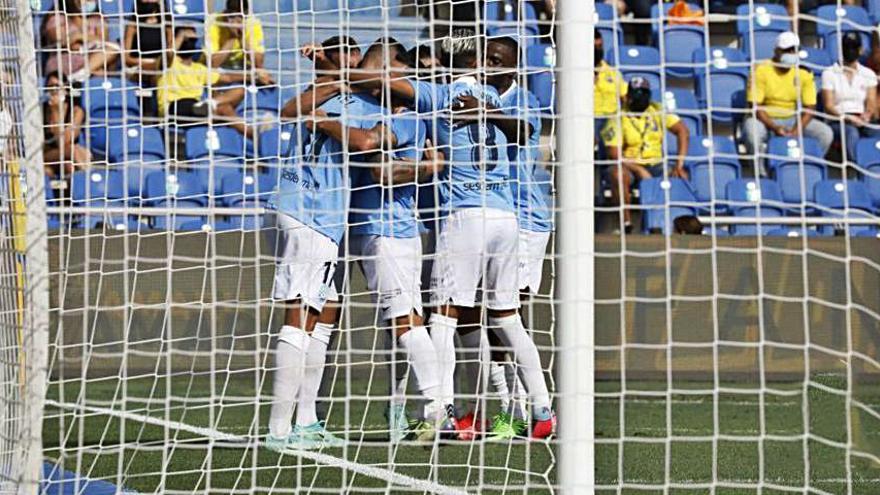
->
<box><xmin>263</xmin><ymin>28</ymin><xmax>555</xmax><ymax>451</ymax></box>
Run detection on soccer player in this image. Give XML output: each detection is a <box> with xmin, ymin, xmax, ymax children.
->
<box><xmin>351</xmin><ymin>29</ymin><xmax>556</xmax><ymax>439</ymax></box>
<box><xmin>316</xmin><ymin>40</ymin><xmax>453</xmax><ymax>442</ymax></box>
<box><xmin>264</xmin><ymin>37</ymin><xmax>371</xmax><ymax>452</ymax></box>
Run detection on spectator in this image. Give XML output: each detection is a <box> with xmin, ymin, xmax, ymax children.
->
<box><xmin>742</xmin><ymin>31</ymin><xmax>833</xmax><ymax>172</ymax></box>
<box><xmin>42</xmin><ymin>72</ymin><xmax>92</xmax><ymax>178</ymax></box>
<box><xmin>624</xmin><ymin>0</ymin><xmax>652</xmax><ymax>45</ymax></box>
<box><xmin>41</xmin><ymin>0</ymin><xmax>120</xmax><ymax>81</ymax></box>
<box><xmin>205</xmin><ymin>0</ymin><xmax>266</xmax><ymax>71</ymax></box>
<box><xmin>158</xmin><ymin>24</ymin><xmax>272</xmax><ymax>137</ymax></box>
<box><xmin>602</xmin><ymin>76</ymin><xmax>689</xmax><ymax>232</ymax></box>
<box><xmin>822</xmin><ymin>31</ymin><xmax>880</xmax><ymax>164</ymax></box>
<box><xmin>594</xmin><ymin>30</ymin><xmax>626</xmax><ymax>157</ymax></box>
<box><xmin>673</xmin><ymin>215</ymin><xmax>703</xmax><ymax>235</ymax></box>
<box><xmin>123</xmin><ymin>0</ymin><xmax>167</xmax><ymax>81</ymax></box>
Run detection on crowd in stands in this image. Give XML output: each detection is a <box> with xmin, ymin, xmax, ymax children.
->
<box><xmin>596</xmin><ymin>0</ymin><xmax>880</xmax><ymax>236</ymax></box>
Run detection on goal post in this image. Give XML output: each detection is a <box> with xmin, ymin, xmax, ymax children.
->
<box><xmin>555</xmin><ymin>0</ymin><xmax>595</xmax><ymax>492</ymax></box>
<box><xmin>2</xmin><ymin>0</ymin><xmax>50</xmax><ymax>493</ymax></box>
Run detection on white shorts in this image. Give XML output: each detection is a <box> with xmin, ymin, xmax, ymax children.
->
<box><xmin>420</xmin><ymin>228</ymin><xmax>437</xmax><ymax>308</ymax></box>
<box><xmin>518</xmin><ymin>229</ymin><xmax>551</xmax><ymax>294</ymax></box>
<box><xmin>430</xmin><ymin>208</ymin><xmax>520</xmax><ymax>310</ymax></box>
<box><xmin>264</xmin><ymin>213</ymin><xmax>339</xmax><ymax>310</ymax></box>
<box><xmin>352</xmin><ymin>234</ymin><xmax>424</xmax><ymax>321</ymax></box>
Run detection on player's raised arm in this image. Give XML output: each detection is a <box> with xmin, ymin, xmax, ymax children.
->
<box><xmin>280</xmin><ymin>77</ymin><xmax>345</xmax><ymax>120</ymax></box>
<box><xmin>307</xmin><ymin>109</ymin><xmax>397</xmax><ymax>153</ymax></box>
<box><xmin>453</xmin><ymin>94</ymin><xmax>531</xmax><ymax>145</ymax></box>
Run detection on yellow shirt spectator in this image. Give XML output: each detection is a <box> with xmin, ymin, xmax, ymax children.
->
<box><xmin>595</xmin><ymin>60</ymin><xmax>627</xmax><ymax>117</ymax></box>
<box><xmin>205</xmin><ymin>13</ymin><xmax>265</xmax><ymax>68</ymax></box>
<box><xmin>747</xmin><ymin>60</ymin><xmax>817</xmax><ymax>119</ymax></box>
<box><xmin>600</xmin><ymin>102</ymin><xmax>681</xmax><ymax>166</ymax></box>
<box><xmin>156</xmin><ymin>56</ymin><xmax>222</xmax><ymax>115</ymax></box>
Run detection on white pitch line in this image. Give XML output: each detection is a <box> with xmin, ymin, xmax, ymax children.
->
<box><xmin>45</xmin><ymin>399</ymin><xmax>468</xmax><ymax>495</ymax></box>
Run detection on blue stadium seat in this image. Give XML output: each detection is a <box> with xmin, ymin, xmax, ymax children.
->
<box><xmin>258</xmin><ymin>124</ymin><xmax>295</xmax><ymax>160</ymax></box>
<box><xmin>765</xmin><ymin>227</ymin><xmax>821</xmax><ymax>237</ymax></box>
<box><xmin>106</xmin><ymin>125</ymin><xmax>165</xmax><ymax>164</ymax></box>
<box><xmin>660</xmin><ymin>88</ymin><xmax>702</xmax><ymax>136</ymax></box>
<box><xmin>82</xmin><ymin>77</ymin><xmax>140</xmax><ymax>119</ymax></box>
<box><xmin>862</xmin><ymin>164</ymin><xmax>880</xmax><ymax>208</ymax></box>
<box><xmin>814</xmin><ymin>179</ymin><xmax>878</xmax><ymax>235</ymax></box>
<box><xmin>185</xmin><ymin>126</ymin><xmax>246</xmax><ymax>161</ymax></box>
<box><xmin>855</xmin><ymin>137</ymin><xmax>880</xmax><ymax>167</ymax></box>
<box><xmin>693</xmin><ymin>48</ymin><xmax>749</xmax><ymax>123</ymax></box>
<box><xmin>71</xmin><ymin>169</ymin><xmax>132</xmax><ymax>229</ymax></box>
<box><xmin>774</xmin><ymin>161</ymin><xmax>828</xmax><ymax>209</ymax></box>
<box><xmin>868</xmin><ymin>0</ymin><xmax>880</xmax><ymax>23</ymax></box>
<box><xmin>99</xmin><ymin>0</ymin><xmax>134</xmax><ymax>41</ymax></box>
<box><xmin>639</xmin><ymin>177</ymin><xmax>698</xmax><ymax>234</ymax></box>
<box><xmin>688</xmin><ymin>157</ymin><xmax>741</xmax><ymax>210</ymax></box>
<box><xmin>660</xmin><ymin>26</ymin><xmax>705</xmax><ymax>79</ymax></box>
<box><xmin>741</xmin><ymin>29</ymin><xmax>782</xmax><ymax>61</ymax></box>
<box><xmin>816</xmin><ymin>6</ymin><xmax>873</xmax><ymax>59</ymax></box>
<box><xmin>144</xmin><ymin>169</ymin><xmax>208</xmax><ymax>229</ymax></box>
<box><xmin>526</xmin><ymin>44</ymin><xmax>554</xmax><ymax>110</ymax></box>
<box><xmin>110</xmin><ymin>163</ymin><xmax>163</xmax><ymax>200</ymax></box>
<box><xmin>766</xmin><ymin>136</ymin><xmax>825</xmax><ymax>172</ymax></box>
<box><xmin>614</xmin><ymin>45</ymin><xmax>662</xmax><ymax>93</ymax></box>
<box><xmin>735</xmin><ymin>3</ymin><xmax>791</xmax><ymax>37</ymax></box>
<box><xmin>191</xmin><ymin>165</ymin><xmax>243</xmax><ymax>196</ymax></box>
<box><xmin>725</xmin><ymin>178</ymin><xmax>785</xmax><ymax>235</ymax></box>
<box><xmin>220</xmin><ymin>170</ymin><xmax>276</xmax><ymax>207</ymax></box>
<box><xmin>799</xmin><ymin>46</ymin><xmax>833</xmax><ymax>76</ymax></box>
<box><xmin>238</xmin><ymin>86</ymin><xmax>285</xmax><ymax>117</ymax></box>
<box><xmin>596</xmin><ymin>1</ymin><xmax>622</xmax><ymax>56</ymax></box>
<box><xmin>649</xmin><ymin>2</ymin><xmax>701</xmax><ymax>37</ymax></box>
<box><xmin>166</xmin><ymin>0</ymin><xmax>207</xmax><ymax>20</ymax></box>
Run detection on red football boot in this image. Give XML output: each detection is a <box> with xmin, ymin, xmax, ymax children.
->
<box><xmin>531</xmin><ymin>413</ymin><xmax>557</xmax><ymax>440</ymax></box>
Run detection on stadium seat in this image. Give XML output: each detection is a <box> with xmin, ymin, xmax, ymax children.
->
<box><xmin>638</xmin><ymin>177</ymin><xmax>698</xmax><ymax>234</ymax></box>
<box><xmin>238</xmin><ymin>86</ymin><xmax>285</xmax><ymax>118</ymax></box>
<box><xmin>144</xmin><ymin>169</ymin><xmax>208</xmax><ymax>206</ymax></box>
<box><xmin>166</xmin><ymin>0</ymin><xmax>206</xmax><ymax>20</ymax></box>
<box><xmin>741</xmin><ymin>29</ymin><xmax>783</xmax><ymax>61</ymax></box>
<box><xmin>82</xmin><ymin>77</ymin><xmax>140</xmax><ymax>119</ymax></box>
<box><xmin>526</xmin><ymin>44</ymin><xmax>555</xmax><ymax>110</ymax></box>
<box><xmin>614</xmin><ymin>45</ymin><xmax>662</xmax><ymax>93</ymax></box>
<box><xmin>596</xmin><ymin>2</ymin><xmax>623</xmax><ymax>57</ymax></box>
<box><xmin>774</xmin><ymin>161</ymin><xmax>828</xmax><ymax>209</ymax></box>
<box><xmin>71</xmin><ymin>169</ymin><xmax>132</xmax><ymax>229</ymax></box>
<box><xmin>185</xmin><ymin>126</ymin><xmax>246</xmax><ymax>161</ymax></box>
<box><xmin>765</xmin><ymin>227</ymin><xmax>821</xmax><ymax>237</ymax></box>
<box><xmin>735</xmin><ymin>3</ymin><xmax>790</xmax><ymax>37</ymax></box>
<box><xmin>693</xmin><ymin>48</ymin><xmax>749</xmax><ymax>124</ymax></box>
<box><xmin>725</xmin><ymin>178</ymin><xmax>785</xmax><ymax>235</ymax></box>
<box><xmin>220</xmin><ymin>170</ymin><xmax>276</xmax><ymax>207</ymax></box>
<box><xmin>868</xmin><ymin>0</ymin><xmax>880</xmax><ymax>23</ymax></box>
<box><xmin>660</xmin><ymin>26</ymin><xmax>705</xmax><ymax>79</ymax></box>
<box><xmin>191</xmin><ymin>165</ymin><xmax>245</xmax><ymax>196</ymax></box>
<box><xmin>799</xmin><ymin>46</ymin><xmax>833</xmax><ymax>77</ymax></box>
<box><xmin>766</xmin><ymin>136</ymin><xmax>825</xmax><ymax>172</ymax></box>
<box><xmin>106</xmin><ymin>125</ymin><xmax>165</xmax><ymax>164</ymax></box>
<box><xmin>688</xmin><ymin>158</ymin><xmax>741</xmax><ymax>210</ymax></box>
<box><xmin>814</xmin><ymin>179</ymin><xmax>878</xmax><ymax>235</ymax></box>
<box><xmin>855</xmin><ymin>137</ymin><xmax>880</xmax><ymax>167</ymax></box>
<box><xmin>660</xmin><ymin>88</ymin><xmax>702</xmax><ymax>136</ymax></box>
<box><xmin>110</xmin><ymin>163</ymin><xmax>164</xmax><ymax>200</ymax></box>
<box><xmin>258</xmin><ymin>124</ymin><xmax>295</xmax><ymax>161</ymax></box>
<box><xmin>486</xmin><ymin>1</ymin><xmax>540</xmax><ymax>44</ymax></box>
<box><xmin>862</xmin><ymin>164</ymin><xmax>880</xmax><ymax>208</ymax></box>
<box><xmin>816</xmin><ymin>6</ymin><xmax>873</xmax><ymax>59</ymax></box>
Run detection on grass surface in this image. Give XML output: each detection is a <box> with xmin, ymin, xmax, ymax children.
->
<box><xmin>42</xmin><ymin>373</ymin><xmax>880</xmax><ymax>494</ymax></box>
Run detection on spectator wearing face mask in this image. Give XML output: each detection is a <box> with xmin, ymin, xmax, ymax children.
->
<box><xmin>594</xmin><ymin>30</ymin><xmax>626</xmax><ymax>158</ymax></box>
<box><xmin>158</xmin><ymin>24</ymin><xmax>272</xmax><ymax>137</ymax></box>
<box><xmin>205</xmin><ymin>0</ymin><xmax>269</xmax><ymax>73</ymax></box>
<box><xmin>822</xmin><ymin>31</ymin><xmax>880</xmax><ymax>164</ymax></box>
<box><xmin>41</xmin><ymin>0</ymin><xmax>120</xmax><ymax>81</ymax></box>
<box><xmin>742</xmin><ymin>31</ymin><xmax>834</xmax><ymax>172</ymax></box>
<box><xmin>601</xmin><ymin>77</ymin><xmax>689</xmax><ymax>232</ymax></box>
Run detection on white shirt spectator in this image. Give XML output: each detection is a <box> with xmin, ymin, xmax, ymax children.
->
<box><xmin>821</xmin><ymin>62</ymin><xmax>878</xmax><ymax>115</ymax></box>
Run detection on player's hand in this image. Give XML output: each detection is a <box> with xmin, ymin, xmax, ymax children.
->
<box><xmin>772</xmin><ymin>125</ymin><xmax>789</xmax><ymax>136</ymax></box>
<box><xmin>672</xmin><ymin>165</ymin><xmax>688</xmax><ymax>180</ymax></box>
<box><xmin>454</xmin><ymin>94</ymin><xmax>481</xmax><ymax>113</ymax></box>
<box><xmin>301</xmin><ymin>43</ymin><xmax>326</xmax><ymax>62</ymax></box>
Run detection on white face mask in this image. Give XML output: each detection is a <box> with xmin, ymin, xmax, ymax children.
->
<box><xmin>779</xmin><ymin>52</ymin><xmax>800</xmax><ymax>67</ymax></box>
<box><xmin>82</xmin><ymin>0</ymin><xmax>97</xmax><ymax>12</ymax></box>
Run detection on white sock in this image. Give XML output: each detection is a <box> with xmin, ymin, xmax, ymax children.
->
<box><xmin>489</xmin><ymin>360</ymin><xmax>511</xmax><ymax>413</ymax></box>
<box><xmin>458</xmin><ymin>329</ymin><xmax>489</xmax><ymax>415</ymax></box>
<box><xmin>429</xmin><ymin>313</ymin><xmax>458</xmax><ymax>410</ymax></box>
<box><xmin>399</xmin><ymin>326</ymin><xmax>442</xmax><ymax>420</ymax></box>
<box><xmin>295</xmin><ymin>322</ymin><xmax>333</xmax><ymax>427</ymax></box>
<box><xmin>268</xmin><ymin>325</ymin><xmax>309</xmax><ymax>438</ymax></box>
<box><xmin>507</xmin><ymin>363</ymin><xmax>529</xmax><ymax>420</ymax></box>
<box><xmin>489</xmin><ymin>315</ymin><xmax>551</xmax><ymax>413</ymax></box>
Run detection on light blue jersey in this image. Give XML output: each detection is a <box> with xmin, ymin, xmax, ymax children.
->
<box><xmin>499</xmin><ymin>82</ymin><xmax>552</xmax><ymax>232</ymax></box>
<box><xmin>272</xmin><ymin>93</ymin><xmax>386</xmax><ymax>244</ymax></box>
<box><xmin>407</xmin><ymin>77</ymin><xmax>513</xmax><ymax>214</ymax></box>
<box><xmin>349</xmin><ymin>110</ymin><xmax>426</xmax><ymax>238</ymax></box>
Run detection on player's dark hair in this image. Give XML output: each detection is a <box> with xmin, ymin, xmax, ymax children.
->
<box><xmin>322</xmin><ymin>35</ymin><xmax>360</xmax><ymax>55</ymax></box>
<box><xmin>225</xmin><ymin>0</ymin><xmax>247</xmax><ymax>14</ymax></box>
<box><xmin>487</xmin><ymin>35</ymin><xmax>518</xmax><ymax>55</ymax></box>
<box><xmin>674</xmin><ymin>215</ymin><xmax>703</xmax><ymax>235</ymax></box>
